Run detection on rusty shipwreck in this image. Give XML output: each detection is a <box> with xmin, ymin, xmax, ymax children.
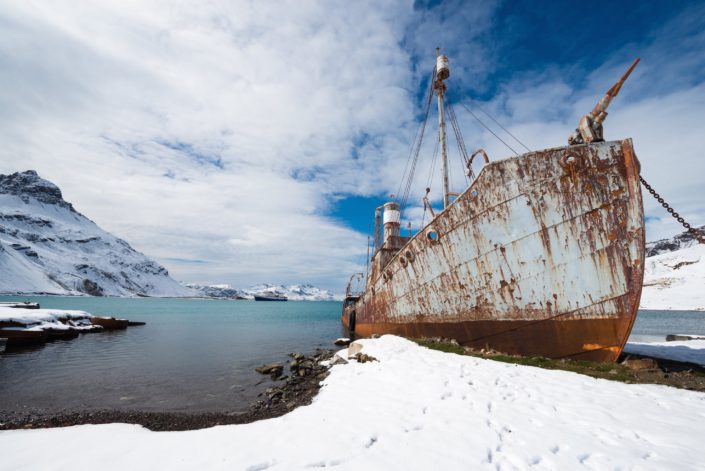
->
<box><xmin>341</xmin><ymin>51</ymin><xmax>645</xmax><ymax>362</ymax></box>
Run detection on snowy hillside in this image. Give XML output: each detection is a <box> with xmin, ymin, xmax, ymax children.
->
<box><xmin>185</xmin><ymin>282</ymin><xmax>342</xmax><ymax>301</ymax></box>
<box><xmin>183</xmin><ymin>284</ymin><xmax>245</xmax><ymax>299</ymax></box>
<box><xmin>244</xmin><ymin>283</ymin><xmax>342</xmax><ymax>301</ymax></box>
<box><xmin>646</xmin><ymin>225</ymin><xmax>704</xmax><ymax>257</ymax></box>
<box><xmin>0</xmin><ymin>170</ymin><xmax>193</xmax><ymax>297</ymax></box>
<box><xmin>640</xmin><ymin>243</ymin><xmax>705</xmax><ymax>311</ymax></box>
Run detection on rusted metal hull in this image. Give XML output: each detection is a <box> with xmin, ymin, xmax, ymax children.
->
<box><xmin>0</xmin><ymin>328</ymin><xmax>49</xmax><ymax>346</ymax></box>
<box><xmin>342</xmin><ymin>139</ymin><xmax>645</xmax><ymax>362</ymax></box>
<box><xmin>90</xmin><ymin>317</ymin><xmax>129</xmax><ymax>330</ymax></box>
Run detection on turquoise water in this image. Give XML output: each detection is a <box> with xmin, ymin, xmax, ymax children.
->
<box><xmin>1</xmin><ymin>297</ymin><xmax>703</xmax><ymax>415</ymax></box>
<box><xmin>629</xmin><ymin>310</ymin><xmax>705</xmax><ymax>342</ymax></box>
<box><xmin>0</xmin><ymin>296</ymin><xmax>343</xmax><ymax>414</ymax></box>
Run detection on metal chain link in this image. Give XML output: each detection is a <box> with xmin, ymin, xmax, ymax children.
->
<box><xmin>640</xmin><ymin>175</ymin><xmax>705</xmax><ymax>245</ymax></box>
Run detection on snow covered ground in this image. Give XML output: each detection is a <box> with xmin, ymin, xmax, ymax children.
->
<box><xmin>625</xmin><ymin>339</ymin><xmax>705</xmax><ymax>367</ymax></box>
<box><xmin>640</xmin><ymin>243</ymin><xmax>705</xmax><ymax>311</ymax></box>
<box><xmin>2</xmin><ymin>335</ymin><xmax>704</xmax><ymax>470</ymax></box>
<box><xmin>0</xmin><ymin>306</ymin><xmax>95</xmax><ymax>331</ymax></box>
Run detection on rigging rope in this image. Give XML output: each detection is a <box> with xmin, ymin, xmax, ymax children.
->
<box><xmin>460</xmin><ymin>103</ymin><xmax>520</xmax><ymax>156</ymax></box>
<box><xmin>421</xmin><ymin>131</ymin><xmax>440</xmax><ymax>230</ymax></box>
<box><xmin>398</xmin><ymin>67</ymin><xmax>436</xmax><ymax>215</ymax></box>
<box><xmin>446</xmin><ymin>100</ymin><xmax>470</xmax><ymax>187</ymax></box>
<box><xmin>473</xmin><ymin>103</ymin><xmax>532</xmax><ymax>153</ymax></box>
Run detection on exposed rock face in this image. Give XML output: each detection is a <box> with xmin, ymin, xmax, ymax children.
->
<box><xmin>0</xmin><ymin>170</ymin><xmax>75</xmax><ymax>211</ymax></box>
<box><xmin>0</xmin><ymin>170</ymin><xmax>193</xmax><ymax>297</ymax></box>
<box><xmin>184</xmin><ymin>284</ymin><xmax>245</xmax><ymax>299</ymax></box>
<box><xmin>641</xmin><ymin>229</ymin><xmax>705</xmax><ymax>310</ymax></box>
<box><xmin>646</xmin><ymin>226</ymin><xmax>705</xmax><ymax>257</ymax></box>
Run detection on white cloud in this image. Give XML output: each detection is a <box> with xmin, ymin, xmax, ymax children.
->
<box><xmin>0</xmin><ymin>1</ymin><xmax>703</xmax><ymax>292</ymax></box>
<box><xmin>0</xmin><ymin>0</ymin><xmax>426</xmax><ymax>290</ymax></box>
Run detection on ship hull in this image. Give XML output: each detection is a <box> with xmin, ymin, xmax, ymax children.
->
<box><xmin>254</xmin><ymin>295</ymin><xmax>288</xmax><ymax>301</ymax></box>
<box><xmin>342</xmin><ymin>139</ymin><xmax>645</xmax><ymax>362</ymax></box>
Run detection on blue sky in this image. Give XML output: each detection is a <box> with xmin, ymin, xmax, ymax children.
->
<box><xmin>334</xmin><ymin>0</ymin><xmax>705</xmax><ymax>237</ymax></box>
<box><xmin>1</xmin><ymin>0</ymin><xmax>704</xmax><ymax>291</ymax></box>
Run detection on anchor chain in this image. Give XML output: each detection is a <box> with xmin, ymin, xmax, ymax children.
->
<box><xmin>640</xmin><ymin>175</ymin><xmax>705</xmax><ymax>245</ymax></box>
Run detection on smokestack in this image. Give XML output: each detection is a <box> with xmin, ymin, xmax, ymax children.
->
<box><xmin>383</xmin><ymin>202</ymin><xmax>400</xmax><ymax>243</ymax></box>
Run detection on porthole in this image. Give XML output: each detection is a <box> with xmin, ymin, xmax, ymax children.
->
<box><xmin>400</xmin><ymin>256</ymin><xmax>408</xmax><ymax>267</ymax></box>
<box><xmin>404</xmin><ymin>250</ymin><xmax>415</xmax><ymax>262</ymax></box>
<box><xmin>427</xmin><ymin>228</ymin><xmax>440</xmax><ymax>243</ymax></box>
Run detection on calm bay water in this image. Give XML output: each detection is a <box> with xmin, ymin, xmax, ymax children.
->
<box><xmin>0</xmin><ymin>296</ymin><xmax>343</xmax><ymax>414</ymax></box>
<box><xmin>0</xmin><ymin>297</ymin><xmax>703</xmax><ymax>415</ymax></box>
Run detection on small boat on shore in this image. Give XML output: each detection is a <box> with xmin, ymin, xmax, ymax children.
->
<box><xmin>254</xmin><ymin>292</ymin><xmax>288</xmax><ymax>301</ymax></box>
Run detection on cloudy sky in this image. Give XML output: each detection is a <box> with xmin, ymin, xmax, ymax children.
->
<box><xmin>1</xmin><ymin>0</ymin><xmax>703</xmax><ymax>291</ymax></box>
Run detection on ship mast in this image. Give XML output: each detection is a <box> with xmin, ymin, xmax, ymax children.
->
<box><xmin>434</xmin><ymin>48</ymin><xmax>451</xmax><ymax>209</ymax></box>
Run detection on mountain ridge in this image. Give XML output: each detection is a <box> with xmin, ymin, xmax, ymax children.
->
<box><xmin>0</xmin><ymin>170</ymin><xmax>193</xmax><ymax>297</ymax></box>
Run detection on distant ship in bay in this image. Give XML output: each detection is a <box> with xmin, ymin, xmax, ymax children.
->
<box><xmin>254</xmin><ymin>292</ymin><xmax>288</xmax><ymax>302</ymax></box>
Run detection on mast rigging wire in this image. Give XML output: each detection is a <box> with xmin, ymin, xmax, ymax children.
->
<box><xmin>473</xmin><ymin>103</ymin><xmax>532</xmax><ymax>153</ymax></box>
<box><xmin>398</xmin><ymin>67</ymin><xmax>436</xmax><ymax>215</ymax></box>
<box><xmin>459</xmin><ymin>103</ymin><xmax>520</xmax><ymax>156</ymax></box>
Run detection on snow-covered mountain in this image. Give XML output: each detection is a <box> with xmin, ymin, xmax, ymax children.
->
<box><xmin>646</xmin><ymin>226</ymin><xmax>704</xmax><ymax>257</ymax></box>
<box><xmin>245</xmin><ymin>283</ymin><xmax>342</xmax><ymax>301</ymax></box>
<box><xmin>185</xmin><ymin>282</ymin><xmax>342</xmax><ymax>301</ymax></box>
<box><xmin>0</xmin><ymin>170</ymin><xmax>193</xmax><ymax>297</ymax></box>
<box><xmin>183</xmin><ymin>283</ymin><xmax>245</xmax><ymax>299</ymax></box>
<box><xmin>640</xmin><ymin>227</ymin><xmax>705</xmax><ymax>311</ymax></box>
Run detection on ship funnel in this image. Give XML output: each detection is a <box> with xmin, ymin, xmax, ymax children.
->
<box><xmin>382</xmin><ymin>202</ymin><xmax>401</xmax><ymax>243</ymax></box>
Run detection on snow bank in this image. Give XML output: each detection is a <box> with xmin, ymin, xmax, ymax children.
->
<box><xmin>625</xmin><ymin>339</ymin><xmax>705</xmax><ymax>367</ymax></box>
<box><xmin>0</xmin><ymin>306</ymin><xmax>94</xmax><ymax>331</ymax></box>
<box><xmin>640</xmin><ymin>244</ymin><xmax>705</xmax><ymax>311</ymax></box>
<box><xmin>2</xmin><ymin>335</ymin><xmax>704</xmax><ymax>470</ymax></box>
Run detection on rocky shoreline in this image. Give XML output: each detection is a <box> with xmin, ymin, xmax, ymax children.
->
<box><xmin>0</xmin><ymin>348</ymin><xmax>340</xmax><ymax>432</ymax></box>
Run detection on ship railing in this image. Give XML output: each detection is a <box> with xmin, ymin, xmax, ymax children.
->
<box><xmin>345</xmin><ymin>273</ymin><xmax>365</xmax><ymax>298</ymax></box>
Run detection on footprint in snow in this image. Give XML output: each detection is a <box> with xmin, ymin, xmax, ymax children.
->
<box><xmin>550</xmin><ymin>445</ymin><xmax>560</xmax><ymax>454</ymax></box>
<box><xmin>246</xmin><ymin>461</ymin><xmax>276</xmax><ymax>471</ymax></box>
<box><xmin>306</xmin><ymin>459</ymin><xmax>342</xmax><ymax>468</ymax></box>
<box><xmin>440</xmin><ymin>391</ymin><xmax>452</xmax><ymax>400</ymax></box>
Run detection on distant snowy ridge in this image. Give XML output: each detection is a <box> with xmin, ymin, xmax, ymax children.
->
<box><xmin>640</xmin><ymin>227</ymin><xmax>705</xmax><ymax>311</ymax></box>
<box><xmin>646</xmin><ymin>225</ymin><xmax>704</xmax><ymax>257</ymax></box>
<box><xmin>0</xmin><ymin>170</ymin><xmax>193</xmax><ymax>297</ymax></box>
<box><xmin>186</xmin><ymin>282</ymin><xmax>342</xmax><ymax>301</ymax></box>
